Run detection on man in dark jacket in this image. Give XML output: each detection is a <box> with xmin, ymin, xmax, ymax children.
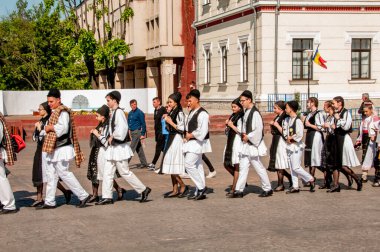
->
<box><xmin>148</xmin><ymin>97</ymin><xmax>167</xmax><ymax>171</ymax></box>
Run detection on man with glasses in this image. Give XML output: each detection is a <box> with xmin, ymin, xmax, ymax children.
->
<box><xmin>231</xmin><ymin>90</ymin><xmax>273</xmax><ymax>198</ymax></box>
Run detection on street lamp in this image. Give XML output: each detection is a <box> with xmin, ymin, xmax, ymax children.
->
<box><xmin>305</xmin><ymin>49</ymin><xmax>314</xmax><ymax>99</ymax></box>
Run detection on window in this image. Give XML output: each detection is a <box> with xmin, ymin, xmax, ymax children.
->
<box><xmin>205</xmin><ymin>48</ymin><xmax>211</xmax><ymax>84</ymax></box>
<box><xmin>220</xmin><ymin>46</ymin><xmax>227</xmax><ymax>83</ymax></box>
<box><xmin>352</xmin><ymin>38</ymin><xmax>371</xmax><ymax>79</ymax></box>
<box><xmin>292</xmin><ymin>39</ymin><xmax>313</xmax><ymax>80</ymax></box>
<box><xmin>241</xmin><ymin>42</ymin><xmax>248</xmax><ymax>82</ymax></box>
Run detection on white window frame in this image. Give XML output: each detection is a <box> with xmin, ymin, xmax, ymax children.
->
<box><xmin>203</xmin><ymin>43</ymin><xmax>212</xmax><ymax>84</ymax></box>
<box><xmin>238</xmin><ymin>35</ymin><xmax>250</xmax><ymax>83</ymax></box>
<box><xmin>218</xmin><ymin>39</ymin><xmax>229</xmax><ymax>84</ymax></box>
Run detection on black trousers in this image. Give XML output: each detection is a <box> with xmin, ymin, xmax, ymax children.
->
<box><xmin>151</xmin><ymin>134</ymin><xmax>165</xmax><ymax>165</ymax></box>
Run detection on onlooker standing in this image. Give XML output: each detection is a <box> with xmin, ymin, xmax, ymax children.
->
<box><xmin>128</xmin><ymin>99</ymin><xmax>148</xmax><ymax>168</ymax></box>
<box><xmin>358</xmin><ymin>93</ymin><xmax>371</xmax><ymax>119</ymax></box>
<box><xmin>148</xmin><ymin>97</ymin><xmax>167</xmax><ymax>171</ymax></box>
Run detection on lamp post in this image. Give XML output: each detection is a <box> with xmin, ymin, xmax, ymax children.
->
<box><xmin>305</xmin><ymin>49</ymin><xmax>314</xmax><ymax>99</ymax></box>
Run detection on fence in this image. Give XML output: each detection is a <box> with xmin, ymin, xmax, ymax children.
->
<box><xmin>267</xmin><ymin>93</ymin><xmax>318</xmax><ymax>112</ymax></box>
<box><xmin>348</xmin><ymin>107</ymin><xmax>380</xmax><ymax>130</ymax></box>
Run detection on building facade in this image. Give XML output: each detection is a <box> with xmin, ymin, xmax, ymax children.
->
<box><xmin>194</xmin><ymin>0</ymin><xmax>380</xmax><ymax>113</ymax></box>
<box><xmin>76</xmin><ymin>0</ymin><xmax>196</xmax><ymax>103</ymax></box>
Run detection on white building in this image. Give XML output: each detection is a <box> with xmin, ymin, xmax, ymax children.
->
<box><xmin>194</xmin><ymin>0</ymin><xmax>380</xmax><ymax>112</ymax></box>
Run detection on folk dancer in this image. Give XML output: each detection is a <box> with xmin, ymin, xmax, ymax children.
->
<box><xmin>233</xmin><ymin>90</ymin><xmax>273</xmax><ymax>198</ymax></box>
<box><xmin>97</xmin><ymin>91</ymin><xmax>151</xmax><ymax>205</ymax></box>
<box><xmin>183</xmin><ymin>89</ymin><xmax>211</xmax><ymax>200</ymax></box>
<box><xmin>38</xmin><ymin>88</ymin><xmax>90</xmax><ymax>209</ymax></box>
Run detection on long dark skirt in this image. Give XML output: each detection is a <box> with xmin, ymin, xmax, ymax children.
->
<box><xmin>87</xmin><ymin>147</ymin><xmax>99</xmax><ymax>185</ymax></box>
<box><xmin>32</xmin><ymin>144</ymin><xmax>43</xmax><ymax>187</ymax></box>
<box><xmin>361</xmin><ymin>133</ymin><xmax>370</xmax><ymax>164</ymax></box>
<box><xmin>321</xmin><ymin>133</ymin><xmax>337</xmax><ymax>171</ymax></box>
<box><xmin>268</xmin><ymin>135</ymin><xmax>281</xmax><ymax>172</ymax></box>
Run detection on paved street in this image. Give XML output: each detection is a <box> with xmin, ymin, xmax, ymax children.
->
<box><xmin>1</xmin><ymin>134</ymin><xmax>379</xmax><ymax>252</ymax></box>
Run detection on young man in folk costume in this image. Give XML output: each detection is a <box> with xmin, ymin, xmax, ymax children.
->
<box><xmin>183</xmin><ymin>89</ymin><xmax>212</xmax><ymax>200</ymax></box>
<box><xmin>330</xmin><ymin>96</ymin><xmax>362</xmax><ymax>192</ymax></box>
<box><xmin>233</xmin><ymin>90</ymin><xmax>273</xmax><ymax>198</ymax></box>
<box><xmin>97</xmin><ymin>91</ymin><xmax>151</xmax><ymax>205</ymax></box>
<box><xmin>37</xmin><ymin>89</ymin><xmax>90</xmax><ymax>209</ymax></box>
<box><xmin>303</xmin><ymin>97</ymin><xmax>325</xmax><ymax>185</ymax></box>
<box><xmin>0</xmin><ymin>113</ymin><xmax>18</xmax><ymax>214</ymax></box>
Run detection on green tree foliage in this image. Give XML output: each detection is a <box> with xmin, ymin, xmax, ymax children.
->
<box><xmin>0</xmin><ymin>0</ymin><xmax>89</xmax><ymax>90</ymax></box>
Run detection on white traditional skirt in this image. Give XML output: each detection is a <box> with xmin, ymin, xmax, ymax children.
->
<box><xmin>362</xmin><ymin>140</ymin><xmax>377</xmax><ymax>170</ymax></box>
<box><xmin>275</xmin><ymin>137</ymin><xmax>289</xmax><ymax>169</ymax></box>
<box><xmin>162</xmin><ymin>134</ymin><xmax>185</xmax><ymax>175</ymax></box>
<box><xmin>310</xmin><ymin>133</ymin><xmax>323</xmax><ymax>167</ymax></box>
<box><xmin>342</xmin><ymin>135</ymin><xmax>360</xmax><ymax>167</ymax></box>
<box><xmin>97</xmin><ymin>146</ymin><xmax>107</xmax><ymax>180</ymax></box>
<box><xmin>105</xmin><ymin>143</ymin><xmax>134</xmax><ymax>161</ymax></box>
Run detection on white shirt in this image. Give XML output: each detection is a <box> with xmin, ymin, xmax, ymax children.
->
<box><xmin>183</xmin><ymin>108</ymin><xmax>211</xmax><ymax>154</ymax></box>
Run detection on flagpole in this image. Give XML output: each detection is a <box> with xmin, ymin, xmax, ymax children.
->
<box><xmin>305</xmin><ymin>49</ymin><xmax>314</xmax><ymax>100</ymax></box>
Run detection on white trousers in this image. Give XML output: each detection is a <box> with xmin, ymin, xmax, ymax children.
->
<box><xmin>185</xmin><ymin>153</ymin><xmax>206</xmax><ymax>190</ymax></box>
<box><xmin>236</xmin><ymin>155</ymin><xmax>272</xmax><ymax>192</ymax></box>
<box><xmin>287</xmin><ymin>149</ymin><xmax>313</xmax><ymax>189</ymax></box>
<box><xmin>102</xmin><ymin>160</ymin><xmax>146</xmax><ymax>199</ymax></box>
<box><xmin>0</xmin><ymin>162</ymin><xmax>16</xmax><ymax>210</ymax></box>
<box><xmin>45</xmin><ymin>160</ymin><xmax>89</xmax><ymax>206</ymax></box>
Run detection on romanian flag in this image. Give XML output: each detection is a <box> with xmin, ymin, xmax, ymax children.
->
<box><xmin>312</xmin><ymin>47</ymin><xmax>327</xmax><ymax>69</ymax></box>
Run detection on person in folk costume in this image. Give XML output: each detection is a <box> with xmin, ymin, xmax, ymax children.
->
<box><xmin>268</xmin><ymin>100</ymin><xmax>293</xmax><ymax>192</ymax></box>
<box><xmin>355</xmin><ymin>102</ymin><xmax>378</xmax><ymax>183</ymax></box>
<box><xmin>87</xmin><ymin>105</ymin><xmax>125</xmax><ymax>203</ymax></box>
<box><xmin>330</xmin><ymin>96</ymin><xmax>362</xmax><ymax>192</ymax></box>
<box><xmin>96</xmin><ymin>91</ymin><xmax>151</xmax><ymax>205</ymax></box>
<box><xmin>320</xmin><ymin>101</ymin><xmax>335</xmax><ymax>189</ymax></box>
<box><xmin>223</xmin><ymin>98</ymin><xmax>244</xmax><ymax>197</ymax></box>
<box><xmin>183</xmin><ymin>89</ymin><xmax>211</xmax><ymax>200</ymax></box>
<box><xmin>159</xmin><ymin>92</ymin><xmax>188</xmax><ymax>198</ymax></box>
<box><xmin>0</xmin><ymin>112</ymin><xmax>18</xmax><ymax>214</ymax></box>
<box><xmin>37</xmin><ymin>89</ymin><xmax>90</xmax><ymax>209</ymax></box>
<box><xmin>282</xmin><ymin>101</ymin><xmax>316</xmax><ymax>194</ymax></box>
<box><xmin>31</xmin><ymin>101</ymin><xmax>72</xmax><ymax>207</ymax></box>
<box><xmin>303</xmin><ymin>97</ymin><xmax>325</xmax><ymax>186</ymax></box>
<box><xmin>233</xmin><ymin>90</ymin><xmax>273</xmax><ymax>198</ymax></box>
<box><xmin>369</xmin><ymin>119</ymin><xmax>380</xmax><ymax>187</ymax></box>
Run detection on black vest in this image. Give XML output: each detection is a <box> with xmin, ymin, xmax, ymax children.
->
<box><xmin>271</xmin><ymin>112</ymin><xmax>287</xmax><ymax>136</ymax></box>
<box><xmin>187</xmin><ymin>107</ymin><xmax>209</xmax><ymax>140</ymax></box>
<box><xmin>110</xmin><ymin>108</ymin><xmax>129</xmax><ymax>145</ymax></box>
<box><xmin>334</xmin><ymin>108</ymin><xmax>352</xmax><ymax>136</ymax></box>
<box><xmin>305</xmin><ymin>110</ymin><xmax>320</xmax><ymax>133</ymax></box>
<box><xmin>167</xmin><ymin>107</ymin><xmax>183</xmax><ymax>135</ymax></box>
<box><xmin>244</xmin><ymin>106</ymin><xmax>264</xmax><ymax>145</ymax></box>
<box><xmin>56</xmin><ymin>112</ymin><xmax>72</xmax><ymax>148</ymax></box>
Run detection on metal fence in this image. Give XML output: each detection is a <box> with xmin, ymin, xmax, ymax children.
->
<box><xmin>267</xmin><ymin>93</ymin><xmax>318</xmax><ymax>112</ymax></box>
<box><xmin>348</xmin><ymin>107</ymin><xmax>380</xmax><ymax>130</ymax></box>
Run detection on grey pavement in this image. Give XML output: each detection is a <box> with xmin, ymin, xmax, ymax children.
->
<box><xmin>1</xmin><ymin>133</ymin><xmax>380</xmax><ymax>252</ymax></box>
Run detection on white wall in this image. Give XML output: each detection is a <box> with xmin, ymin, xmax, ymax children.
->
<box><xmin>2</xmin><ymin>88</ymin><xmax>157</xmax><ymax>116</ymax></box>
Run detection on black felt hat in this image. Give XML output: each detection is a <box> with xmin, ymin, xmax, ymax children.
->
<box><xmin>188</xmin><ymin>89</ymin><xmax>200</xmax><ymax>100</ymax></box>
<box><xmin>286</xmin><ymin>100</ymin><xmax>299</xmax><ymax>112</ymax></box>
<box><xmin>106</xmin><ymin>90</ymin><xmax>121</xmax><ymax>103</ymax></box>
<box><xmin>240</xmin><ymin>90</ymin><xmax>253</xmax><ymax>101</ymax></box>
<box><xmin>47</xmin><ymin>88</ymin><xmax>61</xmax><ymax>98</ymax></box>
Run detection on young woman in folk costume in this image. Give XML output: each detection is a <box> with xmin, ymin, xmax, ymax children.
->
<box><xmin>330</xmin><ymin>96</ymin><xmax>362</xmax><ymax>192</ymax></box>
<box><xmin>369</xmin><ymin>116</ymin><xmax>380</xmax><ymax>187</ymax></box>
<box><xmin>87</xmin><ymin>105</ymin><xmax>125</xmax><ymax>203</ymax></box>
<box><xmin>355</xmin><ymin>102</ymin><xmax>378</xmax><ymax>183</ymax></box>
<box><xmin>282</xmin><ymin>101</ymin><xmax>315</xmax><ymax>194</ymax></box>
<box><xmin>31</xmin><ymin>102</ymin><xmax>72</xmax><ymax>207</ymax></box>
<box><xmin>160</xmin><ymin>92</ymin><xmax>188</xmax><ymax>198</ymax></box>
<box><xmin>268</xmin><ymin>100</ymin><xmax>292</xmax><ymax>192</ymax></box>
<box><xmin>223</xmin><ymin>98</ymin><xmax>244</xmax><ymax>197</ymax></box>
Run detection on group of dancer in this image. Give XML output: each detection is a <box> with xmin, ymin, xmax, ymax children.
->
<box><xmin>0</xmin><ymin>88</ymin><xmax>377</xmax><ymax>214</ymax></box>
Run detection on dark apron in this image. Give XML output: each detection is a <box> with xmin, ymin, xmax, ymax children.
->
<box><xmin>268</xmin><ymin>135</ymin><xmax>281</xmax><ymax>172</ymax></box>
<box><xmin>361</xmin><ymin>132</ymin><xmax>370</xmax><ymax>164</ymax></box>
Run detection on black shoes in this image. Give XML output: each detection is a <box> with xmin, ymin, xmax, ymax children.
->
<box><xmin>77</xmin><ymin>195</ymin><xmax>91</xmax><ymax>208</ymax></box>
<box><xmin>286</xmin><ymin>187</ymin><xmax>300</xmax><ymax>194</ymax></box>
<box><xmin>310</xmin><ymin>181</ymin><xmax>316</xmax><ymax>192</ymax></box>
<box><xmin>356</xmin><ymin>179</ymin><xmax>363</xmax><ymax>191</ymax></box>
<box><xmin>31</xmin><ymin>200</ymin><xmax>44</xmax><ymax>207</ymax></box>
<box><xmin>0</xmin><ymin>208</ymin><xmax>19</xmax><ymax>214</ymax></box>
<box><xmin>194</xmin><ymin>187</ymin><xmax>208</xmax><ymax>201</ymax></box>
<box><xmin>177</xmin><ymin>186</ymin><xmax>189</xmax><ymax>198</ymax></box>
<box><xmin>327</xmin><ymin>185</ymin><xmax>340</xmax><ymax>193</ymax></box>
<box><xmin>64</xmin><ymin>190</ymin><xmax>72</xmax><ymax>204</ymax></box>
<box><xmin>164</xmin><ymin>192</ymin><xmax>179</xmax><ymax>198</ymax></box>
<box><xmin>226</xmin><ymin>191</ymin><xmax>244</xmax><ymax>198</ymax></box>
<box><xmin>36</xmin><ymin>204</ymin><xmax>56</xmax><ymax>210</ymax></box>
<box><xmin>95</xmin><ymin>198</ymin><xmax>114</xmax><ymax>205</ymax></box>
<box><xmin>88</xmin><ymin>195</ymin><xmax>100</xmax><ymax>203</ymax></box>
<box><xmin>259</xmin><ymin>190</ymin><xmax>273</xmax><ymax>197</ymax></box>
<box><xmin>140</xmin><ymin>187</ymin><xmax>152</xmax><ymax>203</ymax></box>
<box><xmin>117</xmin><ymin>189</ymin><xmax>127</xmax><ymax>201</ymax></box>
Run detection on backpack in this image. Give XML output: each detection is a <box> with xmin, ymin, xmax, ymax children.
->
<box><xmin>11</xmin><ymin>134</ymin><xmax>26</xmax><ymax>153</ymax></box>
